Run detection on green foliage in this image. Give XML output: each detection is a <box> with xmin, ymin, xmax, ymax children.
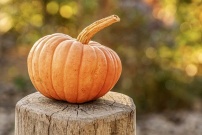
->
<box><xmin>1</xmin><ymin>0</ymin><xmax>202</xmax><ymax>113</ymax></box>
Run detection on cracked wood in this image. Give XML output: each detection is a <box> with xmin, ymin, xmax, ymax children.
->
<box><xmin>15</xmin><ymin>91</ymin><xmax>136</xmax><ymax>135</ymax></box>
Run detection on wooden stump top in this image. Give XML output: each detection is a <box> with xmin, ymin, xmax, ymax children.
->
<box><xmin>15</xmin><ymin>91</ymin><xmax>136</xmax><ymax>135</ymax></box>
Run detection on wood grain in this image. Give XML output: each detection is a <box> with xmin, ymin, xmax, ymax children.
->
<box><xmin>15</xmin><ymin>91</ymin><xmax>136</xmax><ymax>135</ymax></box>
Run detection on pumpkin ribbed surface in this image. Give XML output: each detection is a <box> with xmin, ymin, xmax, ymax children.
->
<box><xmin>28</xmin><ymin>33</ymin><xmax>122</xmax><ymax>103</ymax></box>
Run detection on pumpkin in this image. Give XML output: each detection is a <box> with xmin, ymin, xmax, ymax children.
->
<box><xmin>27</xmin><ymin>15</ymin><xmax>122</xmax><ymax>103</ymax></box>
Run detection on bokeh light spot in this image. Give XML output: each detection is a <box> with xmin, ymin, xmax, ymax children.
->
<box><xmin>0</xmin><ymin>0</ymin><xmax>12</xmax><ymax>5</ymax></box>
<box><xmin>185</xmin><ymin>64</ymin><xmax>198</xmax><ymax>77</ymax></box>
<box><xmin>197</xmin><ymin>53</ymin><xmax>202</xmax><ymax>63</ymax></box>
<box><xmin>199</xmin><ymin>12</ymin><xmax>202</xmax><ymax>22</ymax></box>
<box><xmin>69</xmin><ymin>1</ymin><xmax>78</xmax><ymax>15</ymax></box>
<box><xmin>60</xmin><ymin>5</ymin><xmax>73</xmax><ymax>18</ymax></box>
<box><xmin>0</xmin><ymin>13</ymin><xmax>13</xmax><ymax>33</ymax></box>
<box><xmin>46</xmin><ymin>1</ymin><xmax>59</xmax><ymax>15</ymax></box>
<box><xmin>30</xmin><ymin>14</ymin><xmax>43</xmax><ymax>27</ymax></box>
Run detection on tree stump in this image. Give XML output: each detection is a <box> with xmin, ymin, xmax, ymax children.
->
<box><xmin>15</xmin><ymin>91</ymin><xmax>136</xmax><ymax>135</ymax></box>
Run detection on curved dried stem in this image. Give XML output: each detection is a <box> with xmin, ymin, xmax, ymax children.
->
<box><xmin>77</xmin><ymin>15</ymin><xmax>120</xmax><ymax>44</ymax></box>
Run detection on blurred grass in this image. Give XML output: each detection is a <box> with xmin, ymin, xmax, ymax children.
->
<box><xmin>0</xmin><ymin>0</ymin><xmax>202</xmax><ymax>113</ymax></box>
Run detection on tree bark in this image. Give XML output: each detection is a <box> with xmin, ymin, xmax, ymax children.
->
<box><xmin>15</xmin><ymin>91</ymin><xmax>136</xmax><ymax>135</ymax></box>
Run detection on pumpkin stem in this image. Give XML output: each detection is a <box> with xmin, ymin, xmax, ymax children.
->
<box><xmin>77</xmin><ymin>15</ymin><xmax>120</xmax><ymax>44</ymax></box>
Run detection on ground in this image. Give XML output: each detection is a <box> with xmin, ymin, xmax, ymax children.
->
<box><xmin>137</xmin><ymin>111</ymin><xmax>202</xmax><ymax>135</ymax></box>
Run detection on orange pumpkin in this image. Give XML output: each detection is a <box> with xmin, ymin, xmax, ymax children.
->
<box><xmin>27</xmin><ymin>15</ymin><xmax>122</xmax><ymax>103</ymax></box>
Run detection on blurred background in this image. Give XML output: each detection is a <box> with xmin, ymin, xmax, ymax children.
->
<box><xmin>0</xmin><ymin>0</ymin><xmax>202</xmax><ymax>134</ymax></box>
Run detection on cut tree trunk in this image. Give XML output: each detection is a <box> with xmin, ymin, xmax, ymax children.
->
<box><xmin>15</xmin><ymin>91</ymin><xmax>136</xmax><ymax>135</ymax></box>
